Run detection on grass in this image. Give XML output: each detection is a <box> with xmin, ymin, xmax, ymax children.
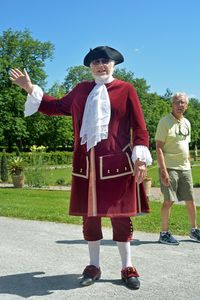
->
<box><xmin>20</xmin><ymin>164</ymin><xmax>200</xmax><ymax>187</ymax></box>
<box><xmin>0</xmin><ymin>188</ymin><xmax>199</xmax><ymax>235</ymax></box>
<box><xmin>6</xmin><ymin>166</ymin><xmax>73</xmax><ymax>186</ymax></box>
<box><xmin>0</xmin><ymin>188</ymin><xmax>80</xmax><ymax>224</ymax></box>
<box><xmin>41</xmin><ymin>166</ymin><xmax>72</xmax><ymax>186</ymax></box>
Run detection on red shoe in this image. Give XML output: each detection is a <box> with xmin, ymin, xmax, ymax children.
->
<box><xmin>80</xmin><ymin>265</ymin><xmax>101</xmax><ymax>286</ymax></box>
<box><xmin>121</xmin><ymin>266</ymin><xmax>140</xmax><ymax>289</ymax></box>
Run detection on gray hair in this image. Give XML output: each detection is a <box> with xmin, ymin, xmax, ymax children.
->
<box><xmin>171</xmin><ymin>92</ymin><xmax>189</xmax><ymax>103</ymax></box>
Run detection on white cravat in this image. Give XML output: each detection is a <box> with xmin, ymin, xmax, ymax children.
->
<box><xmin>80</xmin><ymin>76</ymin><xmax>114</xmax><ymax>151</ymax></box>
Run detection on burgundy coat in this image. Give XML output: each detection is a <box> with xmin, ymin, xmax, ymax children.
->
<box><xmin>39</xmin><ymin>79</ymin><xmax>150</xmax><ymax>217</ymax></box>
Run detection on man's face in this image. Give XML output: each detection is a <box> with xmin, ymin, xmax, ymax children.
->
<box><xmin>172</xmin><ymin>97</ymin><xmax>188</xmax><ymax>119</ymax></box>
<box><xmin>90</xmin><ymin>58</ymin><xmax>115</xmax><ymax>77</ymax></box>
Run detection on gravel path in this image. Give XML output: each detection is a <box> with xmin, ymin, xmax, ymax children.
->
<box><xmin>0</xmin><ymin>217</ymin><xmax>200</xmax><ymax>300</ymax></box>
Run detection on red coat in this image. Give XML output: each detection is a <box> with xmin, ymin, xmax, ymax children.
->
<box><xmin>39</xmin><ymin>79</ymin><xmax>150</xmax><ymax>217</ymax></box>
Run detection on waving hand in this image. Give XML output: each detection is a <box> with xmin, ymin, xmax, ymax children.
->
<box><xmin>9</xmin><ymin>68</ymin><xmax>33</xmax><ymax>94</ymax></box>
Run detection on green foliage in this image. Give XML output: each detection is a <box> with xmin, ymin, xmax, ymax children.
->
<box><xmin>25</xmin><ymin>145</ymin><xmax>47</xmax><ymax>187</ymax></box>
<box><xmin>140</xmin><ymin>93</ymin><xmax>170</xmax><ymax>148</ymax></box>
<box><xmin>8</xmin><ymin>156</ymin><xmax>25</xmax><ymax>175</ymax></box>
<box><xmin>114</xmin><ymin>68</ymin><xmax>150</xmax><ymax>96</ymax></box>
<box><xmin>0</xmin><ymin>28</ymin><xmax>54</xmax><ymax>151</ymax></box>
<box><xmin>185</xmin><ymin>98</ymin><xmax>200</xmax><ymax>148</ymax></box>
<box><xmin>63</xmin><ymin>65</ymin><xmax>93</xmax><ymax>91</ymax></box>
<box><xmin>36</xmin><ymin>115</ymin><xmax>74</xmax><ymax>151</ymax></box>
<box><xmin>0</xmin><ymin>28</ymin><xmax>54</xmax><ymax>87</ymax></box>
<box><xmin>34</xmin><ymin>82</ymin><xmax>74</xmax><ymax>151</ymax></box>
<box><xmin>56</xmin><ymin>178</ymin><xmax>66</xmax><ymax>185</ymax></box>
<box><xmin>38</xmin><ymin>151</ymin><xmax>73</xmax><ymax>165</ymax></box>
<box><xmin>0</xmin><ymin>151</ymin><xmax>73</xmax><ymax>166</ymax></box>
<box><xmin>0</xmin><ymin>150</ymin><xmax>8</xmax><ymax>182</ymax></box>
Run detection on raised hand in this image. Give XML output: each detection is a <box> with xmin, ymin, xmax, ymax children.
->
<box><xmin>9</xmin><ymin>68</ymin><xmax>33</xmax><ymax>94</ymax></box>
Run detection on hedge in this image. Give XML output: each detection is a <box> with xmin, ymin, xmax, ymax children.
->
<box><xmin>0</xmin><ymin>151</ymin><xmax>73</xmax><ymax>166</ymax></box>
<box><xmin>0</xmin><ymin>149</ymin><xmax>199</xmax><ymax>166</ymax></box>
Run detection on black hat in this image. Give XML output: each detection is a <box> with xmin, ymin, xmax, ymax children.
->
<box><xmin>83</xmin><ymin>46</ymin><xmax>124</xmax><ymax>67</ymax></box>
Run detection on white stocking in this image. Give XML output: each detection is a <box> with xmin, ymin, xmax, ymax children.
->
<box><xmin>88</xmin><ymin>240</ymin><xmax>101</xmax><ymax>268</ymax></box>
<box><xmin>116</xmin><ymin>241</ymin><xmax>132</xmax><ymax>268</ymax></box>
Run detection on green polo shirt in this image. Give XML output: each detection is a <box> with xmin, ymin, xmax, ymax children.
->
<box><xmin>155</xmin><ymin>113</ymin><xmax>191</xmax><ymax>170</ymax></box>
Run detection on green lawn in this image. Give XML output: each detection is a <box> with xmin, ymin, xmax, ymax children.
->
<box><xmin>41</xmin><ymin>166</ymin><xmax>72</xmax><ymax>186</ymax></box>
<box><xmin>21</xmin><ymin>164</ymin><xmax>200</xmax><ymax>187</ymax></box>
<box><xmin>6</xmin><ymin>166</ymin><xmax>72</xmax><ymax>186</ymax></box>
<box><xmin>0</xmin><ymin>188</ymin><xmax>199</xmax><ymax>235</ymax></box>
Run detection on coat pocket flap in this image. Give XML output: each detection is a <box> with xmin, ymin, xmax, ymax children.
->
<box><xmin>100</xmin><ymin>152</ymin><xmax>134</xmax><ymax>180</ymax></box>
<box><xmin>72</xmin><ymin>153</ymin><xmax>89</xmax><ymax>179</ymax></box>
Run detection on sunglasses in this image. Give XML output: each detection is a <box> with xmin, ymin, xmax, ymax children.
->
<box><xmin>173</xmin><ymin>100</ymin><xmax>187</xmax><ymax>106</ymax></box>
<box><xmin>91</xmin><ymin>58</ymin><xmax>111</xmax><ymax>65</ymax></box>
<box><xmin>175</xmin><ymin>122</ymin><xmax>189</xmax><ymax>138</ymax></box>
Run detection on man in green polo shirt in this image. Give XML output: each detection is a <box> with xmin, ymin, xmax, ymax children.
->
<box><xmin>155</xmin><ymin>92</ymin><xmax>200</xmax><ymax>245</ymax></box>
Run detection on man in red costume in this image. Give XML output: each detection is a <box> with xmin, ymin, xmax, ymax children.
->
<box><xmin>10</xmin><ymin>46</ymin><xmax>152</xmax><ymax>290</ymax></box>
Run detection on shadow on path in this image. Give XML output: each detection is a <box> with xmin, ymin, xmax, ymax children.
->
<box><xmin>56</xmin><ymin>239</ymin><xmax>159</xmax><ymax>246</ymax></box>
<box><xmin>0</xmin><ymin>272</ymin><xmax>81</xmax><ymax>298</ymax></box>
<box><xmin>0</xmin><ymin>271</ymin><xmax>127</xmax><ymax>298</ymax></box>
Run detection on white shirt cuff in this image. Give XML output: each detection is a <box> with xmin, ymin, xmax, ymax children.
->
<box><xmin>24</xmin><ymin>84</ymin><xmax>43</xmax><ymax>117</ymax></box>
<box><xmin>131</xmin><ymin>145</ymin><xmax>153</xmax><ymax>166</ymax></box>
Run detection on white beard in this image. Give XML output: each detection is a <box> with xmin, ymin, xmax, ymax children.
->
<box><xmin>92</xmin><ymin>74</ymin><xmax>112</xmax><ymax>83</ymax></box>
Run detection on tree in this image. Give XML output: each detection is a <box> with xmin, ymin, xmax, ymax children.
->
<box><xmin>42</xmin><ymin>82</ymin><xmax>74</xmax><ymax>150</ymax></box>
<box><xmin>185</xmin><ymin>98</ymin><xmax>200</xmax><ymax>148</ymax></box>
<box><xmin>0</xmin><ymin>28</ymin><xmax>54</xmax><ymax>151</ymax></box>
<box><xmin>140</xmin><ymin>93</ymin><xmax>170</xmax><ymax>148</ymax></box>
<box><xmin>63</xmin><ymin>65</ymin><xmax>93</xmax><ymax>91</ymax></box>
<box><xmin>114</xmin><ymin>68</ymin><xmax>150</xmax><ymax>97</ymax></box>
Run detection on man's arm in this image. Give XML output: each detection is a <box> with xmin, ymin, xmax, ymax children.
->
<box><xmin>156</xmin><ymin>140</ymin><xmax>170</xmax><ymax>187</ymax></box>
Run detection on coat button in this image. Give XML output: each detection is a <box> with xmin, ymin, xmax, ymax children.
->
<box><xmin>116</xmin><ymin>169</ymin><xmax>119</xmax><ymax>173</ymax></box>
<box><xmin>107</xmin><ymin>169</ymin><xmax>110</xmax><ymax>174</ymax></box>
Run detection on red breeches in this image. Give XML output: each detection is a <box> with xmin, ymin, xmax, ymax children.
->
<box><xmin>82</xmin><ymin>216</ymin><xmax>133</xmax><ymax>242</ymax></box>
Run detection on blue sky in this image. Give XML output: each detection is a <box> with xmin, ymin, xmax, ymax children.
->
<box><xmin>1</xmin><ymin>0</ymin><xmax>200</xmax><ymax>99</ymax></box>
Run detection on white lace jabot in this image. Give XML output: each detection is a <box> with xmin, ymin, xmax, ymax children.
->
<box><xmin>80</xmin><ymin>76</ymin><xmax>114</xmax><ymax>151</ymax></box>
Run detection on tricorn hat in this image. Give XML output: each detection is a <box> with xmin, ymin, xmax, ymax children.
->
<box><xmin>83</xmin><ymin>46</ymin><xmax>124</xmax><ymax>67</ymax></box>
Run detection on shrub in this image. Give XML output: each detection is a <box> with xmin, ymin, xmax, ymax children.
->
<box><xmin>1</xmin><ymin>150</ymin><xmax>8</xmax><ymax>182</ymax></box>
<box><xmin>25</xmin><ymin>145</ymin><xmax>47</xmax><ymax>188</ymax></box>
<box><xmin>56</xmin><ymin>178</ymin><xmax>66</xmax><ymax>185</ymax></box>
